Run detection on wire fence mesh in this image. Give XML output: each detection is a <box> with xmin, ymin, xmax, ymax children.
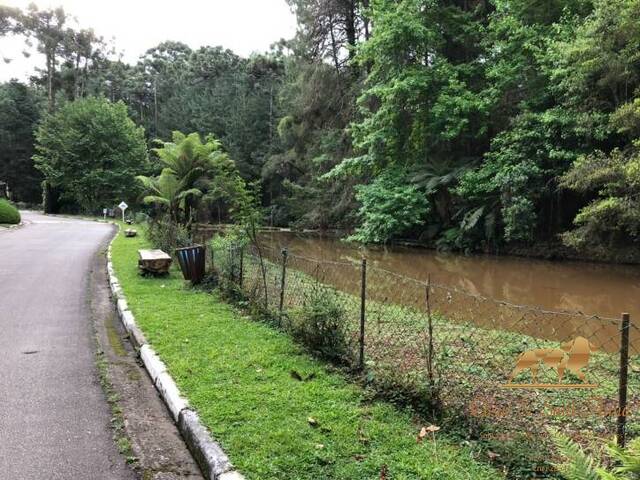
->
<box><xmin>210</xmin><ymin>239</ymin><xmax>640</xmax><ymax>472</ymax></box>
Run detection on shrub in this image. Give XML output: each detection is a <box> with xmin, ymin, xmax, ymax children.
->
<box><xmin>210</xmin><ymin>230</ymin><xmax>250</xmax><ymax>299</ymax></box>
<box><xmin>291</xmin><ymin>282</ymin><xmax>351</xmax><ymax>363</ymax></box>
<box><xmin>134</xmin><ymin>212</ymin><xmax>149</xmax><ymax>224</ymax></box>
<box><xmin>0</xmin><ymin>199</ymin><xmax>20</xmax><ymax>224</ymax></box>
<box><xmin>145</xmin><ymin>215</ymin><xmax>192</xmax><ymax>253</ymax></box>
<box><xmin>560</xmin><ymin>147</ymin><xmax>640</xmax><ymax>249</ymax></box>
<box><xmin>349</xmin><ymin>167</ymin><xmax>430</xmax><ymax>244</ymax></box>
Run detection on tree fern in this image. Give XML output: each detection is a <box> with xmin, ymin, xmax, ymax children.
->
<box><xmin>138</xmin><ymin>131</ymin><xmax>248</xmax><ymax>227</ymax></box>
<box><xmin>607</xmin><ymin>438</ymin><xmax>640</xmax><ymax>476</ymax></box>
<box><xmin>551</xmin><ymin>429</ymin><xmax>600</xmax><ymax>480</ymax></box>
<box><xmin>552</xmin><ymin>429</ymin><xmax>640</xmax><ymax>480</ymax></box>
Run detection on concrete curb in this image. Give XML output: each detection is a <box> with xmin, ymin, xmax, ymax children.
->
<box><xmin>155</xmin><ymin>372</ymin><xmax>189</xmax><ymax>422</ymax></box>
<box><xmin>0</xmin><ymin>220</ymin><xmax>26</xmax><ymax>233</ymax></box>
<box><xmin>105</xmin><ymin>226</ymin><xmax>245</xmax><ymax>480</ymax></box>
<box><xmin>139</xmin><ymin>344</ymin><xmax>167</xmax><ymax>383</ymax></box>
<box><xmin>179</xmin><ymin>410</ymin><xmax>235</xmax><ymax>479</ymax></box>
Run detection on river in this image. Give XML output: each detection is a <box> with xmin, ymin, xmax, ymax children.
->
<box><xmin>256</xmin><ymin>231</ymin><xmax>640</xmax><ymax>351</ymax></box>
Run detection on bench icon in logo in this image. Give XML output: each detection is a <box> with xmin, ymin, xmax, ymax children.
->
<box><xmin>503</xmin><ymin>336</ymin><xmax>598</xmax><ymax>389</ymax></box>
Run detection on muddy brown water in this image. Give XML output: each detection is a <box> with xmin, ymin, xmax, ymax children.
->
<box><xmin>255</xmin><ymin>231</ymin><xmax>640</xmax><ymax>353</ymax></box>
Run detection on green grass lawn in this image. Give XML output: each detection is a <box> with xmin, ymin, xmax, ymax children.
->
<box><xmin>110</xmin><ymin>227</ymin><xmax>501</xmax><ymax>479</ymax></box>
<box><xmin>231</xmin><ymin>246</ymin><xmax>639</xmax><ymax>476</ymax></box>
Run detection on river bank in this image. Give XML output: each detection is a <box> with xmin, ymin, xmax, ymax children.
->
<box><xmin>196</xmin><ymin>222</ymin><xmax>640</xmax><ymax>264</ymax></box>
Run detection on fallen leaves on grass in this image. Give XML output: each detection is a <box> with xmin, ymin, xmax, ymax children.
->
<box><xmin>487</xmin><ymin>451</ymin><xmax>500</xmax><ymax>461</ymax></box>
<box><xmin>417</xmin><ymin>424</ymin><xmax>440</xmax><ymax>443</ymax></box>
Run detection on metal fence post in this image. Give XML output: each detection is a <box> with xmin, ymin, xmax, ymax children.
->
<box><xmin>359</xmin><ymin>258</ymin><xmax>367</xmax><ymax>370</ymax></box>
<box><xmin>279</xmin><ymin>248</ymin><xmax>288</xmax><ymax>324</ymax></box>
<box><xmin>425</xmin><ymin>274</ymin><xmax>434</xmax><ymax>389</ymax></box>
<box><xmin>239</xmin><ymin>246</ymin><xmax>244</xmax><ymax>289</ymax></box>
<box><xmin>230</xmin><ymin>246</ymin><xmax>236</xmax><ymax>283</ymax></box>
<box><xmin>618</xmin><ymin>312</ymin><xmax>630</xmax><ymax>447</ymax></box>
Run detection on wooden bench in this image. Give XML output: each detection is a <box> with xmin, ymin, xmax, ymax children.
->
<box><xmin>138</xmin><ymin>249</ymin><xmax>172</xmax><ymax>275</ymax></box>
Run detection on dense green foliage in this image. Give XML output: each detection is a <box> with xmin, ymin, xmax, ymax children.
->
<box><xmin>560</xmin><ymin>145</ymin><xmax>640</xmax><ymax>249</ymax></box>
<box><xmin>0</xmin><ymin>198</ymin><xmax>20</xmax><ymax>224</ymax></box>
<box><xmin>0</xmin><ymin>81</ymin><xmax>43</xmax><ymax>203</ymax></box>
<box><xmin>137</xmin><ymin>131</ymin><xmax>250</xmax><ymax>252</ymax></box>
<box><xmin>349</xmin><ymin>167</ymin><xmax>430</xmax><ymax>243</ymax></box>
<box><xmin>293</xmin><ymin>283</ymin><xmax>351</xmax><ymax>363</ymax></box>
<box><xmin>3</xmin><ymin>0</ymin><xmax>640</xmax><ymax>252</ymax></box>
<box><xmin>34</xmin><ymin>97</ymin><xmax>148</xmax><ymax>212</ymax></box>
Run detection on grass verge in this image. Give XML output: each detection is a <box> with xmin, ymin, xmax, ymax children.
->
<box><xmin>110</xmin><ymin>227</ymin><xmax>500</xmax><ymax>479</ymax></box>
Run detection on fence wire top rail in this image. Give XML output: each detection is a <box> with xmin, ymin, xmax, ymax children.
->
<box><xmin>256</xmin><ymin>244</ymin><xmax>360</xmax><ymax>267</ymax></box>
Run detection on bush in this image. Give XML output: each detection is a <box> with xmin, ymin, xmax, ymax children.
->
<box><xmin>145</xmin><ymin>215</ymin><xmax>192</xmax><ymax>253</ymax></box>
<box><xmin>552</xmin><ymin>429</ymin><xmax>640</xmax><ymax>479</ymax></box>
<box><xmin>134</xmin><ymin>212</ymin><xmax>149</xmax><ymax>224</ymax></box>
<box><xmin>560</xmin><ymin>147</ymin><xmax>640</xmax><ymax>249</ymax></box>
<box><xmin>349</xmin><ymin>167</ymin><xmax>430</xmax><ymax>244</ymax></box>
<box><xmin>0</xmin><ymin>199</ymin><xmax>20</xmax><ymax>224</ymax></box>
<box><xmin>291</xmin><ymin>283</ymin><xmax>351</xmax><ymax>363</ymax></box>
<box><xmin>211</xmin><ymin>230</ymin><xmax>251</xmax><ymax>275</ymax></box>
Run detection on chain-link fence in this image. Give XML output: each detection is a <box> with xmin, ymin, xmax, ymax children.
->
<box><xmin>210</xmin><ymin>240</ymin><xmax>639</xmax><ymax>474</ymax></box>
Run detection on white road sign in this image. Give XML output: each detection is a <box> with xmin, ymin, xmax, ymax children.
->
<box><xmin>118</xmin><ymin>201</ymin><xmax>128</xmax><ymax>221</ymax></box>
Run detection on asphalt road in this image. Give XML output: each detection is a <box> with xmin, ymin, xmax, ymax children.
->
<box><xmin>0</xmin><ymin>211</ymin><xmax>135</xmax><ymax>479</ymax></box>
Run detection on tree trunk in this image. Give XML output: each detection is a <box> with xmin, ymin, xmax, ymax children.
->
<box><xmin>362</xmin><ymin>0</ymin><xmax>371</xmax><ymax>40</ymax></box>
<box><xmin>74</xmin><ymin>53</ymin><xmax>81</xmax><ymax>100</ymax></box>
<box><xmin>47</xmin><ymin>52</ymin><xmax>55</xmax><ymax>112</ymax></box>
<box><xmin>328</xmin><ymin>13</ymin><xmax>341</xmax><ymax>73</ymax></box>
<box><xmin>345</xmin><ymin>0</ymin><xmax>357</xmax><ymax>59</ymax></box>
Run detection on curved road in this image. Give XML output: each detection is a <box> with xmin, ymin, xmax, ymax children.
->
<box><xmin>0</xmin><ymin>211</ymin><xmax>134</xmax><ymax>479</ymax></box>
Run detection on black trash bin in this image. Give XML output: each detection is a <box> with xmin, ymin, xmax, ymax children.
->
<box><xmin>175</xmin><ymin>245</ymin><xmax>206</xmax><ymax>284</ymax></box>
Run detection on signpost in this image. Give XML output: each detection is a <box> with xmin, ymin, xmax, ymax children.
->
<box><xmin>118</xmin><ymin>201</ymin><xmax>128</xmax><ymax>222</ymax></box>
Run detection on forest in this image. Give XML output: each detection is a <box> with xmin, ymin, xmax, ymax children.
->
<box><xmin>1</xmin><ymin>0</ymin><xmax>640</xmax><ymax>258</ymax></box>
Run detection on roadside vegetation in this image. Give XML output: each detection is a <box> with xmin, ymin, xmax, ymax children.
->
<box><xmin>110</xmin><ymin>226</ymin><xmax>500</xmax><ymax>479</ymax></box>
<box><xmin>0</xmin><ymin>199</ymin><xmax>20</xmax><ymax>224</ymax></box>
<box><xmin>34</xmin><ymin>97</ymin><xmax>148</xmax><ymax>213</ymax></box>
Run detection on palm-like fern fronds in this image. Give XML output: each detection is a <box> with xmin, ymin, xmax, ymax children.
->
<box><xmin>139</xmin><ymin>131</ymin><xmax>247</xmax><ymax>227</ymax></box>
<box><xmin>411</xmin><ymin>158</ymin><xmax>473</xmax><ymax>193</ymax></box>
<box><xmin>142</xmin><ymin>195</ymin><xmax>170</xmax><ymax>206</ymax></box>
<box><xmin>551</xmin><ymin>429</ymin><xmax>601</xmax><ymax>480</ymax></box>
<box><xmin>607</xmin><ymin>438</ymin><xmax>640</xmax><ymax>476</ymax></box>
